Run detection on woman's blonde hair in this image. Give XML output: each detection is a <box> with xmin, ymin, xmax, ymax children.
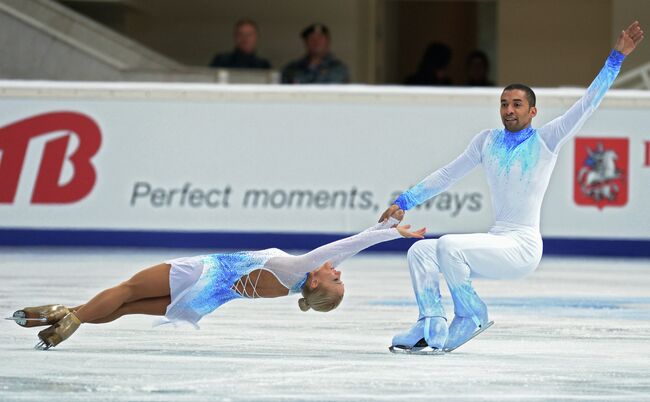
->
<box><xmin>298</xmin><ymin>274</ymin><xmax>343</xmax><ymax>312</ymax></box>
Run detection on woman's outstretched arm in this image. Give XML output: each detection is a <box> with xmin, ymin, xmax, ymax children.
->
<box><xmin>288</xmin><ymin>223</ymin><xmax>425</xmax><ymax>270</ymax></box>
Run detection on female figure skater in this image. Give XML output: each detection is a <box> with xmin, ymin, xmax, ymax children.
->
<box><xmin>11</xmin><ymin>214</ymin><xmax>420</xmax><ymax>350</ymax></box>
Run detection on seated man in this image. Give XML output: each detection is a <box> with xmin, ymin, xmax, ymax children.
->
<box><xmin>210</xmin><ymin>19</ymin><xmax>271</xmax><ymax>69</ymax></box>
<box><xmin>383</xmin><ymin>21</ymin><xmax>643</xmax><ymax>353</ymax></box>
<box><xmin>282</xmin><ymin>23</ymin><xmax>349</xmax><ymax>84</ymax></box>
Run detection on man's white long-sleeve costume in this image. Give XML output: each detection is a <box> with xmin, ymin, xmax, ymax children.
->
<box><xmin>392</xmin><ymin>50</ymin><xmax>625</xmax><ymax>349</ymax></box>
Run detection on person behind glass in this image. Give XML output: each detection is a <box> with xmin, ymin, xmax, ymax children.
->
<box><xmin>209</xmin><ymin>19</ymin><xmax>271</xmax><ymax>69</ymax></box>
<box><xmin>465</xmin><ymin>50</ymin><xmax>494</xmax><ymax>86</ymax></box>
<box><xmin>405</xmin><ymin>42</ymin><xmax>453</xmax><ymax>86</ymax></box>
<box><xmin>282</xmin><ymin>23</ymin><xmax>350</xmax><ymax>84</ymax></box>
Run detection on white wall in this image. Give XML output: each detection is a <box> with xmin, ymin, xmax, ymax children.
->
<box><xmin>1</xmin><ymin>82</ymin><xmax>648</xmax><ymax>245</ymax></box>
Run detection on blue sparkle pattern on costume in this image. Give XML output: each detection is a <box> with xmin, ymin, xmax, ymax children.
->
<box><xmin>289</xmin><ymin>272</ymin><xmax>309</xmax><ymax>294</ymax></box>
<box><xmin>539</xmin><ymin>50</ymin><xmax>625</xmax><ymax>154</ymax></box>
<box><xmin>589</xmin><ymin>50</ymin><xmax>625</xmax><ymax>108</ymax></box>
<box><xmin>395</xmin><ymin>184</ymin><xmax>430</xmax><ymax>211</ymax></box>
<box><xmin>181</xmin><ymin>252</ymin><xmax>267</xmax><ymax>318</ymax></box>
<box><xmin>414</xmin><ymin>284</ymin><xmax>446</xmax><ymax>319</ymax></box>
<box><xmin>395</xmin><ymin>170</ymin><xmax>454</xmax><ymax>210</ymax></box>
<box><xmin>487</xmin><ymin>127</ymin><xmax>540</xmax><ymax>178</ymax></box>
<box><xmin>444</xmin><ymin>282</ymin><xmax>489</xmax><ymax>349</ymax></box>
<box><xmin>448</xmin><ymin>282</ymin><xmax>488</xmax><ymax>324</ymax></box>
<box><xmin>607</xmin><ymin>49</ymin><xmax>625</xmax><ymax>69</ymax></box>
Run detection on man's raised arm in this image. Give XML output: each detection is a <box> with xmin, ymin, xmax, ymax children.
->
<box><xmin>539</xmin><ymin>21</ymin><xmax>644</xmax><ymax>153</ymax></box>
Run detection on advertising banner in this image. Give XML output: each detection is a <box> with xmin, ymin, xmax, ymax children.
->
<box><xmin>1</xmin><ymin>82</ymin><xmax>648</xmax><ymax>256</ymax></box>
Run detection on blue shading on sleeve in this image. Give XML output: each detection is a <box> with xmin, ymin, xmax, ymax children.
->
<box><xmin>394</xmin><ymin>182</ymin><xmax>429</xmax><ymax>211</ymax></box>
<box><xmin>589</xmin><ymin>50</ymin><xmax>626</xmax><ymax>107</ymax></box>
<box><xmin>607</xmin><ymin>50</ymin><xmax>625</xmax><ymax>70</ymax></box>
<box><xmin>394</xmin><ymin>192</ymin><xmax>414</xmax><ymax>210</ymax></box>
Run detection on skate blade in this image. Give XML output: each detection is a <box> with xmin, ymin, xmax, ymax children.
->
<box><xmin>34</xmin><ymin>340</ymin><xmax>52</xmax><ymax>351</ymax></box>
<box><xmin>5</xmin><ymin>317</ymin><xmax>48</xmax><ymax>322</ymax></box>
<box><xmin>389</xmin><ymin>345</ymin><xmax>446</xmax><ymax>355</ymax></box>
<box><xmin>443</xmin><ymin>320</ymin><xmax>494</xmax><ymax>353</ymax></box>
<box><xmin>5</xmin><ymin>316</ymin><xmax>47</xmax><ymax>327</ymax></box>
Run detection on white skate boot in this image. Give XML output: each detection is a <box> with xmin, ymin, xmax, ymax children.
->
<box><xmin>443</xmin><ymin>284</ymin><xmax>493</xmax><ymax>352</ymax></box>
<box><xmin>390</xmin><ymin>316</ymin><xmax>448</xmax><ymax>354</ymax></box>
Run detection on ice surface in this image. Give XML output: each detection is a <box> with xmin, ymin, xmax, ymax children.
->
<box><xmin>1</xmin><ymin>248</ymin><xmax>649</xmax><ymax>401</ymax></box>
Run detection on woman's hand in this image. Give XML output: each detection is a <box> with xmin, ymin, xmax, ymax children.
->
<box><xmin>396</xmin><ymin>225</ymin><xmax>426</xmax><ymax>239</ymax></box>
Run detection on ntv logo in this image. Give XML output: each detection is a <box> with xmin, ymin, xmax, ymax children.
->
<box><xmin>0</xmin><ymin>112</ymin><xmax>101</xmax><ymax>204</ymax></box>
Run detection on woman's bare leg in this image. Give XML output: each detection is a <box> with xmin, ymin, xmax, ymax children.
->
<box><xmin>81</xmin><ymin>296</ymin><xmax>171</xmax><ymax>324</ymax></box>
<box><xmin>74</xmin><ymin>263</ymin><xmax>171</xmax><ymax>324</ymax></box>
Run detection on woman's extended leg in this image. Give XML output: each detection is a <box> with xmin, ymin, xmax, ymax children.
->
<box><xmin>77</xmin><ymin>296</ymin><xmax>171</xmax><ymax>324</ymax></box>
<box><xmin>73</xmin><ymin>263</ymin><xmax>171</xmax><ymax>324</ymax></box>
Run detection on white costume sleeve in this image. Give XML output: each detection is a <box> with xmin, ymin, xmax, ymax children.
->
<box><xmin>394</xmin><ymin>130</ymin><xmax>488</xmax><ymax>210</ymax></box>
<box><xmin>293</xmin><ymin>221</ymin><xmax>402</xmax><ymax>268</ymax></box>
<box><xmin>360</xmin><ymin>217</ymin><xmax>401</xmax><ymax>233</ymax></box>
<box><xmin>263</xmin><ymin>220</ymin><xmax>403</xmax><ymax>290</ymax></box>
<box><xmin>538</xmin><ymin>50</ymin><xmax>625</xmax><ymax>153</ymax></box>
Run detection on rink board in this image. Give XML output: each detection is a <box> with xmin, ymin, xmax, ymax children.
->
<box><xmin>0</xmin><ymin>82</ymin><xmax>649</xmax><ymax>255</ymax></box>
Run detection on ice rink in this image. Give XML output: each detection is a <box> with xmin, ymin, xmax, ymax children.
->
<box><xmin>1</xmin><ymin>248</ymin><xmax>649</xmax><ymax>401</ymax></box>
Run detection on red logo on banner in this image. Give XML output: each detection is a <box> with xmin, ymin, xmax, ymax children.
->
<box><xmin>645</xmin><ymin>141</ymin><xmax>650</xmax><ymax>167</ymax></box>
<box><xmin>574</xmin><ymin>137</ymin><xmax>628</xmax><ymax>209</ymax></box>
<box><xmin>0</xmin><ymin>112</ymin><xmax>101</xmax><ymax>204</ymax></box>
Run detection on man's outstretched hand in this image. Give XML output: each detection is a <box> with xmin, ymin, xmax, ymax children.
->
<box><xmin>379</xmin><ymin>204</ymin><xmax>401</xmax><ymax>223</ymax></box>
<box><xmin>615</xmin><ymin>21</ymin><xmax>644</xmax><ymax>56</ymax></box>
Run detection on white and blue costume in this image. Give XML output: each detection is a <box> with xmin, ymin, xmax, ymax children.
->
<box><xmin>160</xmin><ymin>219</ymin><xmax>402</xmax><ymax>327</ymax></box>
<box><xmin>393</xmin><ymin>50</ymin><xmax>625</xmax><ymax>349</ymax></box>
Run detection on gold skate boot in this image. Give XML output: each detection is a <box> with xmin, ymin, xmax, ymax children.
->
<box><xmin>6</xmin><ymin>304</ymin><xmax>69</xmax><ymax>327</ymax></box>
<box><xmin>35</xmin><ymin>312</ymin><xmax>81</xmax><ymax>350</ymax></box>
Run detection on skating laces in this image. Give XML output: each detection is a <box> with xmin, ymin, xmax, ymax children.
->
<box><xmin>232</xmin><ymin>270</ymin><xmax>263</xmax><ymax>298</ymax></box>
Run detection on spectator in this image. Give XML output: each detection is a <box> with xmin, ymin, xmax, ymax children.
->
<box><xmin>210</xmin><ymin>19</ymin><xmax>271</xmax><ymax>69</ymax></box>
<box><xmin>282</xmin><ymin>23</ymin><xmax>349</xmax><ymax>84</ymax></box>
<box><xmin>405</xmin><ymin>42</ymin><xmax>452</xmax><ymax>86</ymax></box>
<box><xmin>465</xmin><ymin>50</ymin><xmax>494</xmax><ymax>86</ymax></box>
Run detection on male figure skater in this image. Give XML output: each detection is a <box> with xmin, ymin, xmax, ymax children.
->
<box><xmin>381</xmin><ymin>21</ymin><xmax>644</xmax><ymax>353</ymax></box>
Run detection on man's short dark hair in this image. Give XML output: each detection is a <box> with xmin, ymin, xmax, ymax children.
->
<box><xmin>503</xmin><ymin>83</ymin><xmax>536</xmax><ymax>107</ymax></box>
<box><xmin>301</xmin><ymin>23</ymin><xmax>330</xmax><ymax>40</ymax></box>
